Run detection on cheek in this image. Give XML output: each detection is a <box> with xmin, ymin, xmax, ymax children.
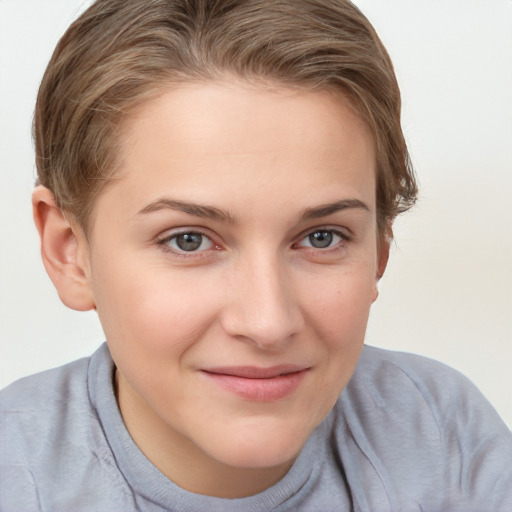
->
<box><xmin>303</xmin><ymin>265</ymin><xmax>376</xmax><ymax>342</ymax></box>
<box><xmin>92</xmin><ymin>260</ymin><xmax>221</xmax><ymax>356</ymax></box>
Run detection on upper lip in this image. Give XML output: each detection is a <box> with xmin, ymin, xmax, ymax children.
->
<box><xmin>201</xmin><ymin>365</ymin><xmax>309</xmax><ymax>379</ymax></box>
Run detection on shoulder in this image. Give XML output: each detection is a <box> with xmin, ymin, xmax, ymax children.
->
<box><xmin>0</xmin><ymin>357</ymin><xmax>91</xmax><ymax>509</ymax></box>
<box><xmin>348</xmin><ymin>345</ymin><xmax>485</xmax><ymax>415</ymax></box>
<box><xmin>343</xmin><ymin>344</ymin><xmax>511</xmax><ymax>448</ymax></box>
<box><xmin>1</xmin><ymin>356</ymin><xmax>90</xmax><ymax>411</ymax></box>
<box><xmin>0</xmin><ymin>355</ymin><xmax>93</xmax><ymax>431</ymax></box>
<box><xmin>0</xmin><ymin>346</ymin><xmax>134</xmax><ymax>510</ymax></box>
<box><xmin>0</xmin><ymin>355</ymin><xmax>93</xmax><ymax>467</ymax></box>
<box><xmin>354</xmin><ymin>343</ymin><xmax>474</xmax><ymax>385</ymax></box>
<box><xmin>332</xmin><ymin>345</ymin><xmax>512</xmax><ymax>510</ymax></box>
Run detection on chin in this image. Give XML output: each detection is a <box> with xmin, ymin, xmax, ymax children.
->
<box><xmin>204</xmin><ymin>417</ymin><xmax>313</xmax><ymax>469</ymax></box>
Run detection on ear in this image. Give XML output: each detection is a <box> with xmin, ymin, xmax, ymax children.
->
<box><xmin>372</xmin><ymin>229</ymin><xmax>391</xmax><ymax>303</ymax></box>
<box><xmin>32</xmin><ymin>186</ymin><xmax>95</xmax><ymax>311</ymax></box>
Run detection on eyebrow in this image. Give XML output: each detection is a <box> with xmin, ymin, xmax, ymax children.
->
<box><xmin>137</xmin><ymin>197</ymin><xmax>369</xmax><ymax>223</ymax></box>
<box><xmin>137</xmin><ymin>198</ymin><xmax>236</xmax><ymax>223</ymax></box>
<box><xmin>300</xmin><ymin>199</ymin><xmax>370</xmax><ymax>220</ymax></box>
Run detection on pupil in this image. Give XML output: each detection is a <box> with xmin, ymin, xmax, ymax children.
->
<box><xmin>176</xmin><ymin>233</ymin><xmax>202</xmax><ymax>251</ymax></box>
<box><xmin>309</xmin><ymin>231</ymin><xmax>332</xmax><ymax>248</ymax></box>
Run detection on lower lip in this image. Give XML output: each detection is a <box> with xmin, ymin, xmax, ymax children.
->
<box><xmin>201</xmin><ymin>370</ymin><xmax>308</xmax><ymax>401</ymax></box>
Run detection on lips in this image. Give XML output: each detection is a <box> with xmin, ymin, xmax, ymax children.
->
<box><xmin>200</xmin><ymin>365</ymin><xmax>309</xmax><ymax>401</ymax></box>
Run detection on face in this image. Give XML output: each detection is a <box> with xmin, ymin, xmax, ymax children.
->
<box><xmin>81</xmin><ymin>81</ymin><xmax>383</xmax><ymax>496</ymax></box>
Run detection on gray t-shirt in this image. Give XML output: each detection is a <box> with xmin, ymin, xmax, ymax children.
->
<box><xmin>1</xmin><ymin>343</ymin><xmax>511</xmax><ymax>511</ymax></box>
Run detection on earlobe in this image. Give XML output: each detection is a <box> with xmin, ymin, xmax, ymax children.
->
<box><xmin>32</xmin><ymin>186</ymin><xmax>95</xmax><ymax>311</ymax></box>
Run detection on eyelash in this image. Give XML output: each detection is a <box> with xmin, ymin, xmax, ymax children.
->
<box><xmin>294</xmin><ymin>228</ymin><xmax>351</xmax><ymax>251</ymax></box>
<box><xmin>157</xmin><ymin>229</ymin><xmax>218</xmax><ymax>257</ymax></box>
<box><xmin>156</xmin><ymin>227</ymin><xmax>351</xmax><ymax>256</ymax></box>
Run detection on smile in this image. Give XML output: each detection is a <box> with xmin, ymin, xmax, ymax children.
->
<box><xmin>200</xmin><ymin>365</ymin><xmax>310</xmax><ymax>401</ymax></box>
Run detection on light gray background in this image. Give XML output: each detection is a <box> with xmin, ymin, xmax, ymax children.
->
<box><xmin>1</xmin><ymin>0</ymin><xmax>511</xmax><ymax>427</ymax></box>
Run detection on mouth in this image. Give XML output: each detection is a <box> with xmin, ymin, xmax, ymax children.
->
<box><xmin>200</xmin><ymin>365</ymin><xmax>310</xmax><ymax>401</ymax></box>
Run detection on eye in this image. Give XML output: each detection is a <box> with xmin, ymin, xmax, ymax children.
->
<box><xmin>297</xmin><ymin>229</ymin><xmax>347</xmax><ymax>249</ymax></box>
<box><xmin>163</xmin><ymin>231</ymin><xmax>214</xmax><ymax>253</ymax></box>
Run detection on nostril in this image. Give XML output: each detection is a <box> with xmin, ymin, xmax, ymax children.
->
<box><xmin>221</xmin><ymin>301</ymin><xmax>305</xmax><ymax>349</ymax></box>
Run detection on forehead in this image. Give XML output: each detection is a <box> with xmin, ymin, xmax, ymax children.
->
<box><xmin>92</xmin><ymin>82</ymin><xmax>376</xmax><ymax>224</ymax></box>
<box><xmin>122</xmin><ymin>82</ymin><xmax>372</xmax><ymax>158</ymax></box>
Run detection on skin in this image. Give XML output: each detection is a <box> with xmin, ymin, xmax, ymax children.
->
<box><xmin>33</xmin><ymin>81</ymin><xmax>388</xmax><ymax>498</ymax></box>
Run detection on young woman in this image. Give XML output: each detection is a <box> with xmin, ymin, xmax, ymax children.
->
<box><xmin>1</xmin><ymin>1</ymin><xmax>511</xmax><ymax>510</ymax></box>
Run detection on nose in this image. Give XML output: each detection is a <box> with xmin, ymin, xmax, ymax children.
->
<box><xmin>220</xmin><ymin>251</ymin><xmax>305</xmax><ymax>350</ymax></box>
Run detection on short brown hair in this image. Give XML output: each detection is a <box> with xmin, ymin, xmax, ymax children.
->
<box><xmin>34</xmin><ymin>0</ymin><xmax>417</xmax><ymax>234</ymax></box>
